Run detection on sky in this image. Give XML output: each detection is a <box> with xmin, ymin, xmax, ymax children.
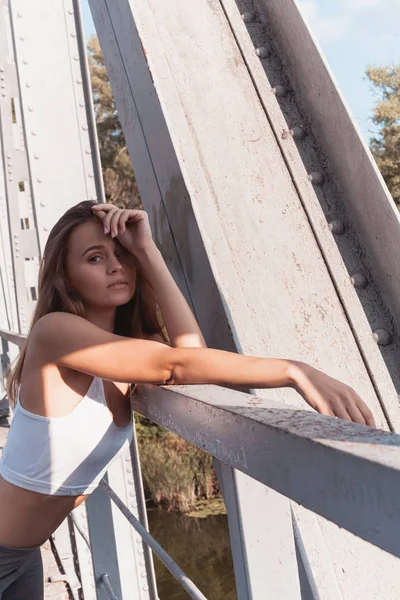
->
<box><xmin>81</xmin><ymin>0</ymin><xmax>400</xmax><ymax>142</ymax></box>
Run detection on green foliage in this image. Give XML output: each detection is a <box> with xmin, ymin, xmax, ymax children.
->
<box><xmin>367</xmin><ymin>64</ymin><xmax>400</xmax><ymax>205</ymax></box>
<box><xmin>135</xmin><ymin>415</ymin><xmax>218</xmax><ymax>513</ymax></box>
<box><xmin>88</xmin><ymin>36</ymin><xmax>141</xmax><ymax>208</ymax></box>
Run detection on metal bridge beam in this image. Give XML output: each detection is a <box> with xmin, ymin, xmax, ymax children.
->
<box><xmin>87</xmin><ymin>0</ymin><xmax>400</xmax><ymax>597</ymax></box>
<box><xmin>3</xmin><ymin>1</ymin><xmax>157</xmax><ymax>597</ymax></box>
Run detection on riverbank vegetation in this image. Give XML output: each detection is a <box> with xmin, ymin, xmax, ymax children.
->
<box><xmin>136</xmin><ymin>416</ymin><xmax>222</xmax><ymax>513</ymax></box>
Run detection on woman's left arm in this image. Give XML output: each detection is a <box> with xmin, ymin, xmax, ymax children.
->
<box><xmin>136</xmin><ymin>242</ymin><xmax>206</xmax><ymax>348</ymax></box>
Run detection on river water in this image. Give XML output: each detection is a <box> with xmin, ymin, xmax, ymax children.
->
<box><xmin>147</xmin><ymin>509</ymin><xmax>237</xmax><ymax>599</ymax></box>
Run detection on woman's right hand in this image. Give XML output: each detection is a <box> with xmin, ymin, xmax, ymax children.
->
<box><xmin>289</xmin><ymin>361</ymin><xmax>376</xmax><ymax>427</ymax></box>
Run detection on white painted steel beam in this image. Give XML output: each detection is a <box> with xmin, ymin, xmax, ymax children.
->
<box><xmin>254</xmin><ymin>0</ymin><xmax>400</xmax><ymax>335</ymax></box>
<box><xmin>87</xmin><ymin>0</ymin><xmax>400</xmax><ymax>597</ymax></box>
<box><xmin>87</xmin><ymin>1</ymin><xmax>301</xmax><ymax>596</ymax></box>
<box><xmin>134</xmin><ymin>383</ymin><xmax>400</xmax><ymax>560</ymax></box>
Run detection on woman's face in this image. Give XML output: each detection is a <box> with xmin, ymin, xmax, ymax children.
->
<box><xmin>66</xmin><ymin>220</ymin><xmax>137</xmax><ymax>309</ymax></box>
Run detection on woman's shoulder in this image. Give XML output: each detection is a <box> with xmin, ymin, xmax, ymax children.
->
<box><xmin>32</xmin><ymin>312</ymin><xmax>87</xmax><ymax>338</ymax></box>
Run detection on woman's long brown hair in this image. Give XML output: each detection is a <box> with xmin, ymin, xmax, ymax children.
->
<box><xmin>7</xmin><ymin>200</ymin><xmax>165</xmax><ymax>406</ymax></box>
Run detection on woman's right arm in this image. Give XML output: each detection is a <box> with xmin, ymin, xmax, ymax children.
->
<box><xmin>32</xmin><ymin>312</ymin><xmax>375</xmax><ymax>427</ymax></box>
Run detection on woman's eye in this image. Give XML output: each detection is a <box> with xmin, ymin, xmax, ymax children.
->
<box><xmin>88</xmin><ymin>255</ymin><xmax>102</xmax><ymax>263</ymax></box>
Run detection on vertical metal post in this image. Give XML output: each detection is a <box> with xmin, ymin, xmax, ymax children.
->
<box><xmin>86</xmin><ymin>430</ymin><xmax>157</xmax><ymax>600</ymax></box>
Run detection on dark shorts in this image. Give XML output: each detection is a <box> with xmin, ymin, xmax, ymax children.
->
<box><xmin>0</xmin><ymin>545</ymin><xmax>43</xmax><ymax>600</ymax></box>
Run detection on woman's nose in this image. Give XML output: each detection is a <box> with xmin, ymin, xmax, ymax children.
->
<box><xmin>108</xmin><ymin>259</ymin><xmax>123</xmax><ymax>274</ymax></box>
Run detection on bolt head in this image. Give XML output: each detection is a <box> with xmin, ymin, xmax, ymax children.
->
<box><xmin>19</xmin><ymin>36</ymin><xmax>25</xmax><ymax>41</ymax></box>
<box><xmin>36</xmin><ymin>178</ymin><xmax>42</xmax><ymax>183</ymax></box>
<box><xmin>43</xmin><ymin>225</ymin><xmax>48</xmax><ymax>232</ymax></box>
<box><xmin>31</xmin><ymin>130</ymin><xmax>37</xmax><ymax>136</ymax></box>
<box><xmin>328</xmin><ymin>219</ymin><xmax>345</xmax><ymax>235</ymax></box>
<box><xmin>255</xmin><ymin>46</ymin><xmax>270</xmax><ymax>59</ymax></box>
<box><xmin>76</xmin><ymin>78</ymin><xmax>82</xmax><ymax>84</ymax></box>
<box><xmin>373</xmin><ymin>329</ymin><xmax>392</xmax><ymax>346</ymax></box>
<box><xmin>350</xmin><ymin>272</ymin><xmax>368</xmax><ymax>289</ymax></box>
<box><xmin>242</xmin><ymin>11</ymin><xmax>255</xmax><ymax>23</ymax></box>
<box><xmin>290</xmin><ymin>126</ymin><xmax>307</xmax><ymax>140</ymax></box>
<box><xmin>34</xmin><ymin>153</ymin><xmax>39</xmax><ymax>159</ymax></box>
<box><xmin>309</xmin><ymin>171</ymin><xmax>324</xmax><ymax>186</ymax></box>
<box><xmin>273</xmin><ymin>85</ymin><xmax>288</xmax><ymax>98</ymax></box>
<box><xmin>82</xmin><ymin>125</ymin><xmax>88</xmax><ymax>131</ymax></box>
<box><xmin>25</xmin><ymin>82</ymin><xmax>31</xmax><ymax>88</ymax></box>
<box><xmin>40</xmin><ymin>201</ymin><xmax>46</xmax><ymax>207</ymax></box>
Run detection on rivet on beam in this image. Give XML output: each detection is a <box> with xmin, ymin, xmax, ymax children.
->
<box><xmin>273</xmin><ymin>85</ymin><xmax>288</xmax><ymax>98</ymax></box>
<box><xmin>309</xmin><ymin>171</ymin><xmax>324</xmax><ymax>186</ymax></box>
<box><xmin>255</xmin><ymin>46</ymin><xmax>270</xmax><ymax>59</ymax></box>
<box><xmin>242</xmin><ymin>12</ymin><xmax>255</xmax><ymax>23</ymax></box>
<box><xmin>290</xmin><ymin>126</ymin><xmax>307</xmax><ymax>140</ymax></box>
<box><xmin>350</xmin><ymin>272</ymin><xmax>368</xmax><ymax>289</ymax></box>
<box><xmin>328</xmin><ymin>219</ymin><xmax>345</xmax><ymax>235</ymax></box>
<box><xmin>373</xmin><ymin>329</ymin><xmax>392</xmax><ymax>346</ymax></box>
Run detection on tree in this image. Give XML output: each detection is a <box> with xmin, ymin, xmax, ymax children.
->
<box><xmin>88</xmin><ymin>36</ymin><xmax>141</xmax><ymax>208</ymax></box>
<box><xmin>366</xmin><ymin>64</ymin><xmax>400</xmax><ymax>206</ymax></box>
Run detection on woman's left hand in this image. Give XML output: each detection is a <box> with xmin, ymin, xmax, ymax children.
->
<box><xmin>91</xmin><ymin>203</ymin><xmax>154</xmax><ymax>254</ymax></box>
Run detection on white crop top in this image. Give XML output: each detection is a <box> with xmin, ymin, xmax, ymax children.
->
<box><xmin>0</xmin><ymin>376</ymin><xmax>133</xmax><ymax>496</ymax></box>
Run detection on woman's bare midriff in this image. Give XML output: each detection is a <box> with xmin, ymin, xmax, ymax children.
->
<box><xmin>0</xmin><ymin>475</ymin><xmax>87</xmax><ymax>548</ymax></box>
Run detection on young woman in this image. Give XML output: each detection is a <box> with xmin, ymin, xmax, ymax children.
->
<box><xmin>0</xmin><ymin>200</ymin><xmax>374</xmax><ymax>598</ymax></box>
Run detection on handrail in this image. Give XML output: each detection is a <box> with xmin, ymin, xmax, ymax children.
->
<box><xmin>133</xmin><ymin>383</ymin><xmax>400</xmax><ymax>559</ymax></box>
<box><xmin>0</xmin><ymin>329</ymin><xmax>26</xmax><ymax>347</ymax></box>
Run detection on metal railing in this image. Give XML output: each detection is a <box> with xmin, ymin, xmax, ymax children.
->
<box><xmin>2</xmin><ymin>327</ymin><xmax>400</xmax><ymax>599</ymax></box>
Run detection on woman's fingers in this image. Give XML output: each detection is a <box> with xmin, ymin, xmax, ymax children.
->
<box><xmin>109</xmin><ymin>209</ymin><xmax>124</xmax><ymax>237</ymax></box>
<box><xmin>93</xmin><ymin>209</ymin><xmax>107</xmax><ymax>221</ymax></box>
<box><xmin>103</xmin><ymin>207</ymin><xmax>119</xmax><ymax>234</ymax></box>
<box><xmin>342</xmin><ymin>401</ymin><xmax>366</xmax><ymax>425</ymax></box>
<box><xmin>117</xmin><ymin>211</ymin><xmax>130</xmax><ymax>234</ymax></box>
<box><xmin>357</xmin><ymin>400</ymin><xmax>376</xmax><ymax>428</ymax></box>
